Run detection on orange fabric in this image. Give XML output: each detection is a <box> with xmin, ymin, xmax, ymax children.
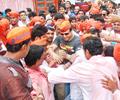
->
<box><xmin>80</xmin><ymin>34</ymin><xmax>92</xmax><ymax>44</ymax></box>
<box><xmin>88</xmin><ymin>19</ymin><xmax>103</xmax><ymax>30</ymax></box>
<box><xmin>6</xmin><ymin>27</ymin><xmax>31</xmax><ymax>45</ymax></box>
<box><xmin>28</xmin><ymin>16</ymin><xmax>45</xmax><ymax>26</ymax></box>
<box><xmin>89</xmin><ymin>3</ymin><xmax>100</xmax><ymax>15</ymax></box>
<box><xmin>8</xmin><ymin>11</ymin><xmax>19</xmax><ymax>18</ymax></box>
<box><xmin>113</xmin><ymin>44</ymin><xmax>120</xmax><ymax>62</ymax></box>
<box><xmin>58</xmin><ymin>21</ymin><xmax>71</xmax><ymax>32</ymax></box>
<box><xmin>0</xmin><ymin>18</ymin><xmax>10</xmax><ymax>44</ymax></box>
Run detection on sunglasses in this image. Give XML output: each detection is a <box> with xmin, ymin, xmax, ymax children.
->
<box><xmin>61</xmin><ymin>32</ymin><xmax>69</xmax><ymax>36</ymax></box>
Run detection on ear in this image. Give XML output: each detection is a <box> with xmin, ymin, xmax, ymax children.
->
<box><xmin>85</xmin><ymin>49</ymin><xmax>91</xmax><ymax>60</ymax></box>
<box><xmin>35</xmin><ymin>37</ymin><xmax>39</xmax><ymax>40</ymax></box>
<box><xmin>21</xmin><ymin>44</ymin><xmax>28</xmax><ymax>51</ymax></box>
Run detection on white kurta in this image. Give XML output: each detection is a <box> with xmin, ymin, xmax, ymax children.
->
<box><xmin>113</xmin><ymin>89</ymin><xmax>120</xmax><ymax>100</ymax></box>
<box><xmin>48</xmin><ymin>55</ymin><xmax>119</xmax><ymax>100</ymax></box>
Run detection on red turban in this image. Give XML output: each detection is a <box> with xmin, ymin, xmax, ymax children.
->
<box><xmin>8</xmin><ymin>11</ymin><xmax>19</xmax><ymax>18</ymax></box>
<box><xmin>114</xmin><ymin>43</ymin><xmax>120</xmax><ymax>62</ymax></box>
<box><xmin>0</xmin><ymin>18</ymin><xmax>10</xmax><ymax>44</ymax></box>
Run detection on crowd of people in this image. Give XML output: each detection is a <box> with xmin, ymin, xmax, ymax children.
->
<box><xmin>0</xmin><ymin>0</ymin><xmax>120</xmax><ymax>100</ymax></box>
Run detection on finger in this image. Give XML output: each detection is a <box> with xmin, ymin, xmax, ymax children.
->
<box><xmin>101</xmin><ymin>81</ymin><xmax>108</xmax><ymax>86</ymax></box>
<box><xmin>102</xmin><ymin>85</ymin><xmax>111</xmax><ymax>91</ymax></box>
<box><xmin>104</xmin><ymin>75</ymin><xmax>110</xmax><ymax>80</ymax></box>
<box><xmin>112</xmin><ymin>76</ymin><xmax>117</xmax><ymax>82</ymax></box>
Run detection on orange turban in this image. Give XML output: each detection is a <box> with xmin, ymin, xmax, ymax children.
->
<box><xmin>80</xmin><ymin>34</ymin><xmax>92</xmax><ymax>44</ymax></box>
<box><xmin>89</xmin><ymin>3</ymin><xmax>100</xmax><ymax>15</ymax></box>
<box><xmin>28</xmin><ymin>16</ymin><xmax>45</xmax><ymax>26</ymax></box>
<box><xmin>8</xmin><ymin>11</ymin><xmax>19</xmax><ymax>18</ymax></box>
<box><xmin>58</xmin><ymin>21</ymin><xmax>71</xmax><ymax>32</ymax></box>
<box><xmin>6</xmin><ymin>27</ymin><xmax>31</xmax><ymax>45</ymax></box>
<box><xmin>0</xmin><ymin>18</ymin><xmax>10</xmax><ymax>34</ymax></box>
<box><xmin>0</xmin><ymin>18</ymin><xmax>10</xmax><ymax>44</ymax></box>
<box><xmin>89</xmin><ymin>8</ymin><xmax>100</xmax><ymax>15</ymax></box>
<box><xmin>114</xmin><ymin>44</ymin><xmax>120</xmax><ymax>62</ymax></box>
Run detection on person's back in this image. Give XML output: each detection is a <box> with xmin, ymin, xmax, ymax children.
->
<box><xmin>90</xmin><ymin>56</ymin><xmax>119</xmax><ymax>100</ymax></box>
<box><xmin>0</xmin><ymin>27</ymin><xmax>32</xmax><ymax>100</ymax></box>
<box><xmin>0</xmin><ymin>56</ymin><xmax>32</xmax><ymax>100</ymax></box>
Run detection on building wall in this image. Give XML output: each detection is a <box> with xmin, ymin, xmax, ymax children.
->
<box><xmin>0</xmin><ymin>0</ymin><xmax>34</xmax><ymax>12</ymax></box>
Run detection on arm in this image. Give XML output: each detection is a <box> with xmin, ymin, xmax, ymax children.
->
<box><xmin>47</xmin><ymin>44</ymin><xmax>63</xmax><ymax>64</ymax></box>
<box><xmin>101</xmin><ymin>76</ymin><xmax>118</xmax><ymax>93</ymax></box>
<box><xmin>48</xmin><ymin>62</ymin><xmax>92</xmax><ymax>84</ymax></box>
<box><xmin>101</xmin><ymin>76</ymin><xmax>120</xmax><ymax>100</ymax></box>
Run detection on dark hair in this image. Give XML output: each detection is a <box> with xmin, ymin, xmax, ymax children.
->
<box><xmin>104</xmin><ymin>46</ymin><xmax>114</xmax><ymax>57</ymax></box>
<box><xmin>47</xmin><ymin>25</ymin><xmax>55</xmax><ymax>31</ymax></box>
<box><xmin>69</xmin><ymin>16</ymin><xmax>76</xmax><ymax>22</ymax></box>
<box><xmin>39</xmin><ymin>13</ymin><xmax>46</xmax><ymax>19</ymax></box>
<box><xmin>48</xmin><ymin>5</ymin><xmax>57</xmax><ymax>13</ymax></box>
<box><xmin>19</xmin><ymin>10</ymin><xmax>26</xmax><ymax>15</ymax></box>
<box><xmin>25</xmin><ymin>45</ymin><xmax>44</xmax><ymax>66</ymax></box>
<box><xmin>26</xmin><ymin>8</ymin><xmax>32</xmax><ymax>13</ymax></box>
<box><xmin>28</xmin><ymin>12</ymin><xmax>36</xmax><ymax>19</ymax></box>
<box><xmin>59</xmin><ymin>4</ymin><xmax>66</xmax><ymax>10</ymax></box>
<box><xmin>80</xmin><ymin>15</ymin><xmax>89</xmax><ymax>21</ymax></box>
<box><xmin>83</xmin><ymin>36</ymin><xmax>103</xmax><ymax>56</ymax></box>
<box><xmin>54</xmin><ymin>13</ymin><xmax>65</xmax><ymax>21</ymax></box>
<box><xmin>95</xmin><ymin>17</ymin><xmax>105</xmax><ymax>23</ymax></box>
<box><xmin>0</xmin><ymin>11</ymin><xmax>3</xmax><ymax>15</ymax></box>
<box><xmin>6</xmin><ymin>39</ymin><xmax>30</xmax><ymax>53</ymax></box>
<box><xmin>31</xmin><ymin>24</ymin><xmax>48</xmax><ymax>41</ymax></box>
<box><xmin>5</xmin><ymin>8</ymin><xmax>11</xmax><ymax>14</ymax></box>
<box><xmin>39</xmin><ymin>10</ymin><xmax>45</xmax><ymax>15</ymax></box>
<box><xmin>90</xmin><ymin>28</ymin><xmax>100</xmax><ymax>37</ymax></box>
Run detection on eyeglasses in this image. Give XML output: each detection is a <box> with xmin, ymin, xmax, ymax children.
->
<box><xmin>61</xmin><ymin>32</ymin><xmax>69</xmax><ymax>36</ymax></box>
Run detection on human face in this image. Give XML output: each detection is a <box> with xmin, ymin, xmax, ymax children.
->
<box><xmin>65</xmin><ymin>1</ymin><xmax>71</xmax><ymax>9</ymax></box>
<box><xmin>74</xmin><ymin>6</ymin><xmax>80</xmax><ymax>14</ymax></box>
<box><xmin>46</xmin><ymin>30</ymin><xmax>54</xmax><ymax>43</ymax></box>
<box><xmin>22</xmin><ymin>43</ymin><xmax>30</xmax><ymax>58</ymax></box>
<box><xmin>20</xmin><ymin>12</ymin><xmax>26</xmax><ymax>21</ymax></box>
<box><xmin>113</xmin><ymin>22</ymin><xmax>120</xmax><ymax>31</ymax></box>
<box><xmin>36</xmin><ymin>52</ymin><xmax>46</xmax><ymax>66</ymax></box>
<box><xmin>60</xmin><ymin>29</ymin><xmax>72</xmax><ymax>41</ymax></box>
<box><xmin>39</xmin><ymin>35</ymin><xmax>48</xmax><ymax>46</ymax></box>
<box><xmin>59</xmin><ymin>7</ymin><xmax>65</xmax><ymax>14</ymax></box>
<box><xmin>10</xmin><ymin>17</ymin><xmax>18</xmax><ymax>26</ymax></box>
<box><xmin>71</xmin><ymin>20</ymin><xmax>76</xmax><ymax>28</ymax></box>
<box><xmin>76</xmin><ymin>11</ymin><xmax>84</xmax><ymax>20</ymax></box>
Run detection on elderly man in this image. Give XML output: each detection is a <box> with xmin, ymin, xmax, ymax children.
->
<box><xmin>47</xmin><ymin>36</ymin><xmax>119</xmax><ymax>100</ymax></box>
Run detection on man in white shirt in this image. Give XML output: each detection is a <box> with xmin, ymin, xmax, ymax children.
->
<box><xmin>47</xmin><ymin>36</ymin><xmax>119</xmax><ymax>100</ymax></box>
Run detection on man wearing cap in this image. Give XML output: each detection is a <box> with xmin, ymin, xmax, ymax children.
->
<box><xmin>0</xmin><ymin>27</ymin><xmax>32</xmax><ymax>100</ymax></box>
<box><xmin>48</xmin><ymin>20</ymin><xmax>81</xmax><ymax>100</ymax></box>
<box><xmin>8</xmin><ymin>11</ymin><xmax>19</xmax><ymax>29</ymax></box>
<box><xmin>48</xmin><ymin>20</ymin><xmax>81</xmax><ymax>63</ymax></box>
